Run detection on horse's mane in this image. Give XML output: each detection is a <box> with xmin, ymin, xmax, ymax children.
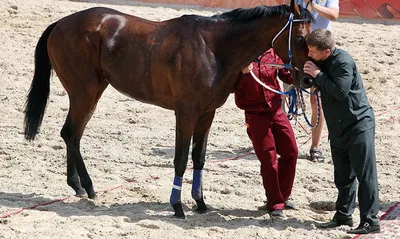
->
<box><xmin>213</xmin><ymin>5</ymin><xmax>314</xmax><ymax>24</ymax></box>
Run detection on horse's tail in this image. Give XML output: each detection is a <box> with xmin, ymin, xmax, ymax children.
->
<box><xmin>24</xmin><ymin>21</ymin><xmax>59</xmax><ymax>141</ymax></box>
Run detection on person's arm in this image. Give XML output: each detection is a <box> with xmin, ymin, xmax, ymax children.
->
<box><xmin>231</xmin><ymin>64</ymin><xmax>253</xmax><ymax>93</ymax></box>
<box><xmin>241</xmin><ymin>63</ymin><xmax>253</xmax><ymax>75</ymax></box>
<box><xmin>314</xmin><ymin>61</ymin><xmax>353</xmax><ymax>100</ymax></box>
<box><xmin>309</xmin><ymin>0</ymin><xmax>339</xmax><ymax>21</ymax></box>
<box><xmin>271</xmin><ymin>54</ymin><xmax>293</xmax><ymax>84</ymax></box>
<box><xmin>312</xmin><ymin>4</ymin><xmax>339</xmax><ymax>21</ymax></box>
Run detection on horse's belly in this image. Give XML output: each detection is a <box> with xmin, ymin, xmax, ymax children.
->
<box><xmin>107</xmin><ymin>79</ymin><xmax>175</xmax><ymax>110</ymax></box>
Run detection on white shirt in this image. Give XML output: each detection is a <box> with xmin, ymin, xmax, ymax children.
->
<box><xmin>294</xmin><ymin>0</ymin><xmax>339</xmax><ymax>31</ymax></box>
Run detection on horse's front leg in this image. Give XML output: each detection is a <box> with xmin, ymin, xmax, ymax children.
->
<box><xmin>170</xmin><ymin>107</ymin><xmax>198</xmax><ymax>219</ymax></box>
<box><xmin>191</xmin><ymin>110</ymin><xmax>215</xmax><ymax>213</ymax></box>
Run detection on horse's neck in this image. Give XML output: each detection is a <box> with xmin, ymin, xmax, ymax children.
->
<box><xmin>213</xmin><ymin>18</ymin><xmax>285</xmax><ymax>74</ymax></box>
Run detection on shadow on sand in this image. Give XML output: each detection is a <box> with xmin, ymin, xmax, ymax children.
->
<box><xmin>0</xmin><ymin>191</ymin><xmax>319</xmax><ymax>231</ymax></box>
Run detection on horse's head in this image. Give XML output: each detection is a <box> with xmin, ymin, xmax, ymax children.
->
<box><xmin>272</xmin><ymin>0</ymin><xmax>315</xmax><ymax>88</ymax></box>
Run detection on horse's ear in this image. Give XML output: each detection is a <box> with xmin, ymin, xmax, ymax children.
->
<box><xmin>290</xmin><ymin>0</ymin><xmax>301</xmax><ymax>17</ymax></box>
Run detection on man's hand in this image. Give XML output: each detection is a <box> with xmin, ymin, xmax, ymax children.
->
<box><xmin>303</xmin><ymin>0</ymin><xmax>313</xmax><ymax>11</ymax></box>
<box><xmin>303</xmin><ymin>61</ymin><xmax>321</xmax><ymax>78</ymax></box>
<box><xmin>242</xmin><ymin>63</ymin><xmax>253</xmax><ymax>75</ymax></box>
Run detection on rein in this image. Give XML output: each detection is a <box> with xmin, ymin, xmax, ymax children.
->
<box><xmin>281</xmin><ymin>85</ymin><xmax>321</xmax><ymax>128</ymax></box>
<box><xmin>297</xmin><ymin>87</ymin><xmax>321</xmax><ymax>128</ymax></box>
<box><xmin>249</xmin><ymin>69</ymin><xmax>321</xmax><ymax>128</ymax></box>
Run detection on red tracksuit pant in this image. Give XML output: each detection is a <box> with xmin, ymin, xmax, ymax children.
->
<box><xmin>245</xmin><ymin>108</ymin><xmax>298</xmax><ymax>211</ymax></box>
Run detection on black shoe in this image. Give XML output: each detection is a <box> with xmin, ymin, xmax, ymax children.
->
<box><xmin>257</xmin><ymin>204</ymin><xmax>268</xmax><ymax>211</ymax></box>
<box><xmin>347</xmin><ymin>222</ymin><xmax>380</xmax><ymax>234</ymax></box>
<box><xmin>284</xmin><ymin>200</ymin><xmax>297</xmax><ymax>210</ymax></box>
<box><xmin>317</xmin><ymin>218</ymin><xmax>353</xmax><ymax>229</ymax></box>
<box><xmin>268</xmin><ymin>209</ymin><xmax>284</xmax><ymax>217</ymax></box>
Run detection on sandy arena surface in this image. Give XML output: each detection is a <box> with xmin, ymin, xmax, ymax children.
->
<box><xmin>0</xmin><ymin>0</ymin><xmax>399</xmax><ymax>238</ymax></box>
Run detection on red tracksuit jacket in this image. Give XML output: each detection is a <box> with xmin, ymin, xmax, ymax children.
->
<box><xmin>234</xmin><ymin>48</ymin><xmax>293</xmax><ymax>113</ymax></box>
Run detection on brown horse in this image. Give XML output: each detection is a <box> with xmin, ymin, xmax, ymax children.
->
<box><xmin>24</xmin><ymin>0</ymin><xmax>314</xmax><ymax>218</ymax></box>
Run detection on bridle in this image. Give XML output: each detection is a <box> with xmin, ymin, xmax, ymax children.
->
<box><xmin>269</xmin><ymin>12</ymin><xmax>309</xmax><ymax>70</ymax></box>
<box><xmin>249</xmin><ymin>12</ymin><xmax>309</xmax><ymax>93</ymax></box>
<box><xmin>249</xmin><ymin>12</ymin><xmax>320</xmax><ymax>128</ymax></box>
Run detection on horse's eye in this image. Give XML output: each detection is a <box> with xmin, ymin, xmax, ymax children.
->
<box><xmin>296</xmin><ymin>36</ymin><xmax>305</xmax><ymax>43</ymax></box>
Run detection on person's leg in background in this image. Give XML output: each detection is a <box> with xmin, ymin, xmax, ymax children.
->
<box><xmin>310</xmin><ymin>88</ymin><xmax>325</xmax><ymax>162</ymax></box>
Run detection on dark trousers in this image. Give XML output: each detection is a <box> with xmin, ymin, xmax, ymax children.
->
<box><xmin>245</xmin><ymin>108</ymin><xmax>298</xmax><ymax>210</ymax></box>
<box><xmin>331</xmin><ymin>127</ymin><xmax>380</xmax><ymax>224</ymax></box>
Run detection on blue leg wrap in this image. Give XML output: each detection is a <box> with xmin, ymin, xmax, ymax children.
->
<box><xmin>170</xmin><ymin>175</ymin><xmax>183</xmax><ymax>205</ymax></box>
<box><xmin>191</xmin><ymin>169</ymin><xmax>203</xmax><ymax>200</ymax></box>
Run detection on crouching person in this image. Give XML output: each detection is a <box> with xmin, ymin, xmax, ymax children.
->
<box><xmin>233</xmin><ymin>48</ymin><xmax>298</xmax><ymax>218</ymax></box>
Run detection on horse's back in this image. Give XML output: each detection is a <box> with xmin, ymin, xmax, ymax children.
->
<box><xmin>48</xmin><ymin>7</ymin><xmax>157</xmax><ymax>53</ymax></box>
<box><xmin>47</xmin><ymin>7</ymin><xmax>229</xmax><ymax>111</ymax></box>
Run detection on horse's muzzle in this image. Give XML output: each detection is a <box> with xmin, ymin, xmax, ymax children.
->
<box><xmin>301</xmin><ymin>73</ymin><xmax>315</xmax><ymax>88</ymax></box>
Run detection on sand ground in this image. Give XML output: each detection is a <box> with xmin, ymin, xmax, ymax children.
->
<box><xmin>0</xmin><ymin>0</ymin><xmax>399</xmax><ymax>238</ymax></box>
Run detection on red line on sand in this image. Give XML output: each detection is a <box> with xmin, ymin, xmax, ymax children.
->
<box><xmin>375</xmin><ymin>106</ymin><xmax>400</xmax><ymax>117</ymax></box>
<box><xmin>0</xmin><ymin>152</ymin><xmax>253</xmax><ymax>219</ymax></box>
<box><xmin>351</xmin><ymin>202</ymin><xmax>400</xmax><ymax>239</ymax></box>
<box><xmin>379</xmin><ymin>202</ymin><xmax>400</xmax><ymax>220</ymax></box>
<box><xmin>0</xmin><ymin>197</ymin><xmax>69</xmax><ymax>219</ymax></box>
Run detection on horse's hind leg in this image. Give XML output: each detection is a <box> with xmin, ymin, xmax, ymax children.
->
<box><xmin>60</xmin><ymin>77</ymin><xmax>108</xmax><ymax>199</ymax></box>
<box><xmin>191</xmin><ymin>110</ymin><xmax>215</xmax><ymax>213</ymax></box>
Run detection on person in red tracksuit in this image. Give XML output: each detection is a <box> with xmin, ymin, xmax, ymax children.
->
<box><xmin>234</xmin><ymin>48</ymin><xmax>298</xmax><ymax>217</ymax></box>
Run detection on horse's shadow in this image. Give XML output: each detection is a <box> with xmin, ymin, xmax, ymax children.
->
<box><xmin>0</xmin><ymin>191</ymin><xmax>318</xmax><ymax>231</ymax></box>
<box><xmin>136</xmin><ymin>148</ymin><xmax>257</xmax><ymax>169</ymax></box>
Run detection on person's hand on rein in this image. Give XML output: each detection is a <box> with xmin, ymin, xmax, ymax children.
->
<box><xmin>242</xmin><ymin>64</ymin><xmax>253</xmax><ymax>75</ymax></box>
<box><xmin>303</xmin><ymin>61</ymin><xmax>321</xmax><ymax>78</ymax></box>
<box><xmin>303</xmin><ymin>0</ymin><xmax>314</xmax><ymax>11</ymax></box>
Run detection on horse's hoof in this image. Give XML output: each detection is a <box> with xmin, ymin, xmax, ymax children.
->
<box><xmin>88</xmin><ymin>193</ymin><xmax>97</xmax><ymax>200</ymax></box>
<box><xmin>195</xmin><ymin>206</ymin><xmax>208</xmax><ymax>214</ymax></box>
<box><xmin>172</xmin><ymin>203</ymin><xmax>185</xmax><ymax>219</ymax></box>
<box><xmin>195</xmin><ymin>199</ymin><xmax>208</xmax><ymax>213</ymax></box>
<box><xmin>75</xmin><ymin>192</ymin><xmax>88</xmax><ymax>198</ymax></box>
<box><xmin>71</xmin><ymin>186</ymin><xmax>87</xmax><ymax>198</ymax></box>
<box><xmin>87</xmin><ymin>188</ymin><xmax>97</xmax><ymax>199</ymax></box>
<box><xmin>173</xmin><ymin>213</ymin><xmax>186</xmax><ymax>219</ymax></box>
